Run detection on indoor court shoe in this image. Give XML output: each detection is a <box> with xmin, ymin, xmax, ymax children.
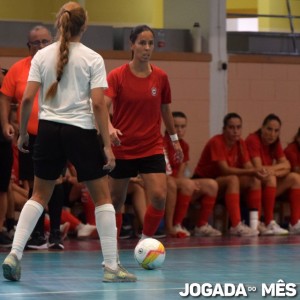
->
<box><xmin>171</xmin><ymin>224</ymin><xmax>190</xmax><ymax>238</ymax></box>
<box><xmin>194</xmin><ymin>223</ymin><xmax>222</xmax><ymax>237</ymax></box>
<box><xmin>103</xmin><ymin>265</ymin><xmax>137</xmax><ymax>282</ymax></box>
<box><xmin>48</xmin><ymin>230</ymin><xmax>64</xmax><ymax>250</ymax></box>
<box><xmin>25</xmin><ymin>232</ymin><xmax>48</xmax><ymax>250</ymax></box>
<box><xmin>2</xmin><ymin>253</ymin><xmax>21</xmax><ymax>281</ymax></box>
<box><xmin>77</xmin><ymin>223</ymin><xmax>98</xmax><ymax>239</ymax></box>
<box><xmin>229</xmin><ymin>222</ymin><xmax>259</xmax><ymax>237</ymax></box>
<box><xmin>289</xmin><ymin>220</ymin><xmax>300</xmax><ymax>235</ymax></box>
<box><xmin>264</xmin><ymin>220</ymin><xmax>289</xmax><ymax>236</ymax></box>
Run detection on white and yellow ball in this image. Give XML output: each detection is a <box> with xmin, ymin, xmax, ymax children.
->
<box><xmin>134</xmin><ymin>238</ymin><xmax>166</xmax><ymax>270</ymax></box>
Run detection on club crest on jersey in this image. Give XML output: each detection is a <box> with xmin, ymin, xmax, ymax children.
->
<box><xmin>151</xmin><ymin>87</ymin><xmax>157</xmax><ymax>96</ymax></box>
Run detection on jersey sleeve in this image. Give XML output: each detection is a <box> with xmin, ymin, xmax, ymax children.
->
<box><xmin>246</xmin><ymin>134</ymin><xmax>261</xmax><ymax>158</ymax></box>
<box><xmin>90</xmin><ymin>55</ymin><xmax>108</xmax><ymax>89</ymax></box>
<box><xmin>28</xmin><ymin>53</ymin><xmax>42</xmax><ymax>83</ymax></box>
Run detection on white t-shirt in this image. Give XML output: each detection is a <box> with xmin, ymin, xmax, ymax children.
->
<box><xmin>28</xmin><ymin>42</ymin><xmax>108</xmax><ymax>129</ymax></box>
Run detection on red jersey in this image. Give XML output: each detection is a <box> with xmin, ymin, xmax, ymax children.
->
<box><xmin>0</xmin><ymin>57</ymin><xmax>39</xmax><ymax>135</ymax></box>
<box><xmin>284</xmin><ymin>142</ymin><xmax>300</xmax><ymax>170</ymax></box>
<box><xmin>163</xmin><ymin>133</ymin><xmax>189</xmax><ymax>177</ymax></box>
<box><xmin>105</xmin><ymin>64</ymin><xmax>171</xmax><ymax>159</ymax></box>
<box><xmin>194</xmin><ymin>134</ymin><xmax>250</xmax><ymax>178</ymax></box>
<box><xmin>245</xmin><ymin>133</ymin><xmax>285</xmax><ymax>165</ymax></box>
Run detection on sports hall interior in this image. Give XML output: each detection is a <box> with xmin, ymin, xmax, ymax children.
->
<box><xmin>1</xmin><ymin>1</ymin><xmax>300</xmax><ymax>299</ymax></box>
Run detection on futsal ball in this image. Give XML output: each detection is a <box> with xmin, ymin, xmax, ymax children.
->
<box><xmin>134</xmin><ymin>238</ymin><xmax>166</xmax><ymax>270</ymax></box>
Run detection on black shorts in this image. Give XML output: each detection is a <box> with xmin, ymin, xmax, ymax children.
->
<box><xmin>0</xmin><ymin>140</ymin><xmax>13</xmax><ymax>192</ymax></box>
<box><xmin>33</xmin><ymin>120</ymin><xmax>107</xmax><ymax>182</ymax></box>
<box><xmin>18</xmin><ymin>134</ymin><xmax>36</xmax><ymax>181</ymax></box>
<box><xmin>109</xmin><ymin>154</ymin><xmax>166</xmax><ymax>179</ymax></box>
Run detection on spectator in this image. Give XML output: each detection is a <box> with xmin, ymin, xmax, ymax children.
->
<box><xmin>0</xmin><ymin>25</ymin><xmax>67</xmax><ymax>250</ymax></box>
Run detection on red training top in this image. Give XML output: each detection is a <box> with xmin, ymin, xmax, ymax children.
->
<box><xmin>0</xmin><ymin>56</ymin><xmax>39</xmax><ymax>135</ymax></box>
<box><xmin>194</xmin><ymin>134</ymin><xmax>250</xmax><ymax>178</ymax></box>
<box><xmin>105</xmin><ymin>64</ymin><xmax>171</xmax><ymax>159</ymax></box>
<box><xmin>245</xmin><ymin>133</ymin><xmax>285</xmax><ymax>166</ymax></box>
<box><xmin>284</xmin><ymin>142</ymin><xmax>300</xmax><ymax>170</ymax></box>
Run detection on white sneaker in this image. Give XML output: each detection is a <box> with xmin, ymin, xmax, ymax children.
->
<box><xmin>257</xmin><ymin>222</ymin><xmax>270</xmax><ymax>235</ymax></box>
<box><xmin>77</xmin><ymin>223</ymin><xmax>98</xmax><ymax>239</ymax></box>
<box><xmin>194</xmin><ymin>224</ymin><xmax>222</xmax><ymax>237</ymax></box>
<box><xmin>262</xmin><ymin>220</ymin><xmax>289</xmax><ymax>236</ymax></box>
<box><xmin>289</xmin><ymin>220</ymin><xmax>300</xmax><ymax>235</ymax></box>
<box><xmin>172</xmin><ymin>224</ymin><xmax>190</xmax><ymax>237</ymax></box>
<box><xmin>229</xmin><ymin>222</ymin><xmax>259</xmax><ymax>237</ymax></box>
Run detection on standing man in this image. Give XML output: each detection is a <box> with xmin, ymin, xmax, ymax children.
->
<box><xmin>0</xmin><ymin>25</ymin><xmax>66</xmax><ymax>249</ymax></box>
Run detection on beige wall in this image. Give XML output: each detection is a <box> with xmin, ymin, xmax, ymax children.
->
<box><xmin>2</xmin><ymin>53</ymin><xmax>300</xmax><ymax>173</ymax></box>
<box><xmin>228</xmin><ymin>57</ymin><xmax>300</xmax><ymax>151</ymax></box>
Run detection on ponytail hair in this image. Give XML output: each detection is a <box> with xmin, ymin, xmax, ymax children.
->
<box><xmin>46</xmin><ymin>1</ymin><xmax>86</xmax><ymax>100</ymax></box>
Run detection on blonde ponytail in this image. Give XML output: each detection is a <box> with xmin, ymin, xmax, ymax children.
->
<box><xmin>46</xmin><ymin>2</ymin><xmax>86</xmax><ymax>100</ymax></box>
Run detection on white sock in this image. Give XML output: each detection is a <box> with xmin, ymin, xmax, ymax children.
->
<box><xmin>95</xmin><ymin>204</ymin><xmax>118</xmax><ymax>270</ymax></box>
<box><xmin>10</xmin><ymin>199</ymin><xmax>44</xmax><ymax>260</ymax></box>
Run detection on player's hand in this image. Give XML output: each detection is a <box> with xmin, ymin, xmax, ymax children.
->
<box><xmin>17</xmin><ymin>133</ymin><xmax>30</xmax><ymax>153</ymax></box>
<box><xmin>256</xmin><ymin>167</ymin><xmax>272</xmax><ymax>180</ymax></box>
<box><xmin>172</xmin><ymin>141</ymin><xmax>184</xmax><ymax>163</ymax></box>
<box><xmin>2</xmin><ymin>123</ymin><xmax>15</xmax><ymax>141</ymax></box>
<box><xmin>103</xmin><ymin>146</ymin><xmax>116</xmax><ymax>171</ymax></box>
<box><xmin>109</xmin><ymin>127</ymin><xmax>123</xmax><ymax>146</ymax></box>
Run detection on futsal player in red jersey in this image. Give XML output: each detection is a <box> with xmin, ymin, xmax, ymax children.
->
<box><xmin>193</xmin><ymin>113</ymin><xmax>267</xmax><ymax>237</ymax></box>
<box><xmin>104</xmin><ymin>25</ymin><xmax>183</xmax><ymax>242</ymax></box>
<box><xmin>246</xmin><ymin>114</ymin><xmax>300</xmax><ymax>235</ymax></box>
<box><xmin>164</xmin><ymin>111</ymin><xmax>220</xmax><ymax>237</ymax></box>
<box><xmin>284</xmin><ymin>128</ymin><xmax>300</xmax><ymax>174</ymax></box>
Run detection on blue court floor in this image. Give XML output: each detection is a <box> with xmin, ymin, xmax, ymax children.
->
<box><xmin>0</xmin><ymin>235</ymin><xmax>300</xmax><ymax>300</ymax></box>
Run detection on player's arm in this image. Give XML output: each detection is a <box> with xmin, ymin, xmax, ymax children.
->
<box><xmin>217</xmin><ymin>160</ymin><xmax>258</xmax><ymax>177</ymax></box>
<box><xmin>0</xmin><ymin>93</ymin><xmax>14</xmax><ymax>140</ymax></box>
<box><xmin>104</xmin><ymin>94</ymin><xmax>122</xmax><ymax>146</ymax></box>
<box><xmin>18</xmin><ymin>81</ymin><xmax>40</xmax><ymax>152</ymax></box>
<box><xmin>91</xmin><ymin>88</ymin><xmax>115</xmax><ymax>170</ymax></box>
<box><xmin>161</xmin><ymin>103</ymin><xmax>183</xmax><ymax>163</ymax></box>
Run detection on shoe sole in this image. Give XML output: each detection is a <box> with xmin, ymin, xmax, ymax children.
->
<box><xmin>48</xmin><ymin>244</ymin><xmax>64</xmax><ymax>250</ymax></box>
<box><xmin>2</xmin><ymin>263</ymin><xmax>20</xmax><ymax>281</ymax></box>
<box><xmin>103</xmin><ymin>277</ymin><xmax>137</xmax><ymax>282</ymax></box>
<box><xmin>25</xmin><ymin>245</ymin><xmax>48</xmax><ymax>250</ymax></box>
<box><xmin>230</xmin><ymin>233</ymin><xmax>259</xmax><ymax>237</ymax></box>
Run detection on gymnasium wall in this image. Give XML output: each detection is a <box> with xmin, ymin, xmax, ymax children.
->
<box><xmin>1</xmin><ymin>52</ymin><xmax>300</xmax><ymax>172</ymax></box>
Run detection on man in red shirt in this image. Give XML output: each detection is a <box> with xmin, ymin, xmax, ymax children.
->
<box><xmin>0</xmin><ymin>25</ymin><xmax>66</xmax><ymax>249</ymax></box>
<box><xmin>193</xmin><ymin>113</ymin><xmax>266</xmax><ymax>236</ymax></box>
